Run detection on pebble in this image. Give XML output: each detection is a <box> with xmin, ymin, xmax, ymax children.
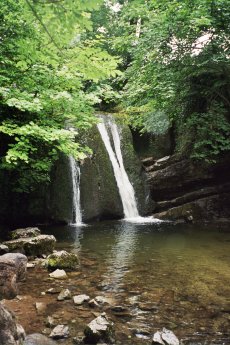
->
<box><xmin>57</xmin><ymin>289</ymin><xmax>72</xmax><ymax>301</ymax></box>
<box><xmin>73</xmin><ymin>294</ymin><xmax>90</xmax><ymax>305</ymax></box>
<box><xmin>49</xmin><ymin>325</ymin><xmax>69</xmax><ymax>339</ymax></box>
<box><xmin>49</xmin><ymin>269</ymin><xmax>67</xmax><ymax>279</ymax></box>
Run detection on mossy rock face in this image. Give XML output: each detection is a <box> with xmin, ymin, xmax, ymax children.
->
<box><xmin>49</xmin><ymin>155</ymin><xmax>73</xmax><ymax>224</ymax></box>
<box><xmin>46</xmin><ymin>250</ymin><xmax>79</xmax><ymax>271</ymax></box>
<box><xmin>119</xmin><ymin>124</ymin><xmax>155</xmax><ymax>215</ymax></box>
<box><xmin>80</xmin><ymin>125</ymin><xmax>123</xmax><ymax>221</ymax></box>
<box><xmin>80</xmin><ymin>119</ymin><xmax>154</xmax><ymax>220</ymax></box>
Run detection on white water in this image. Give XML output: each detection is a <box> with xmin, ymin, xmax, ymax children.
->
<box><xmin>68</xmin><ymin>156</ymin><xmax>83</xmax><ymax>226</ymax></box>
<box><xmin>97</xmin><ymin>118</ymin><xmax>162</xmax><ymax>223</ymax></box>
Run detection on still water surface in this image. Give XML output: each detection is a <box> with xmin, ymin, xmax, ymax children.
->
<box><xmin>42</xmin><ymin>220</ymin><xmax>230</xmax><ymax>344</ymax></box>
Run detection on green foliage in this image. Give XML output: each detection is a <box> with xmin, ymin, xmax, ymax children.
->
<box><xmin>104</xmin><ymin>0</ymin><xmax>230</xmax><ymax>161</ymax></box>
<box><xmin>0</xmin><ymin>0</ymin><xmax>120</xmax><ymax>192</ymax></box>
<box><xmin>187</xmin><ymin>105</ymin><xmax>230</xmax><ymax>162</ymax></box>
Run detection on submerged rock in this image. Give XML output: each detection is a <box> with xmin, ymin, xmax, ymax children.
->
<box><xmin>45</xmin><ymin>316</ymin><xmax>57</xmax><ymax>328</ymax></box>
<box><xmin>24</xmin><ymin>333</ymin><xmax>57</xmax><ymax>345</ymax></box>
<box><xmin>49</xmin><ymin>325</ymin><xmax>69</xmax><ymax>339</ymax></box>
<box><xmin>57</xmin><ymin>289</ymin><xmax>71</xmax><ymax>301</ymax></box>
<box><xmin>10</xmin><ymin>227</ymin><xmax>41</xmax><ymax>240</ymax></box>
<box><xmin>46</xmin><ymin>250</ymin><xmax>79</xmax><ymax>271</ymax></box>
<box><xmin>152</xmin><ymin>328</ymin><xmax>180</xmax><ymax>345</ymax></box>
<box><xmin>4</xmin><ymin>235</ymin><xmax>56</xmax><ymax>257</ymax></box>
<box><xmin>35</xmin><ymin>302</ymin><xmax>46</xmax><ymax>315</ymax></box>
<box><xmin>88</xmin><ymin>299</ymin><xmax>100</xmax><ymax>308</ymax></box>
<box><xmin>0</xmin><ymin>253</ymin><xmax>27</xmax><ymax>299</ymax></box>
<box><xmin>49</xmin><ymin>269</ymin><xmax>67</xmax><ymax>279</ymax></box>
<box><xmin>73</xmin><ymin>294</ymin><xmax>90</xmax><ymax>305</ymax></box>
<box><xmin>84</xmin><ymin>313</ymin><xmax>114</xmax><ymax>344</ymax></box>
<box><xmin>0</xmin><ymin>303</ymin><xmax>25</xmax><ymax>345</ymax></box>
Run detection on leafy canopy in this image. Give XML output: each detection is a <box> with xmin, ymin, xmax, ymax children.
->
<box><xmin>0</xmin><ymin>0</ymin><xmax>121</xmax><ymax>191</ymax></box>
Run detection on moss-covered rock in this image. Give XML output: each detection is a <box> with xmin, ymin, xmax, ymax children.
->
<box><xmin>4</xmin><ymin>235</ymin><xmax>56</xmax><ymax>257</ymax></box>
<box><xmin>46</xmin><ymin>250</ymin><xmax>79</xmax><ymax>271</ymax></box>
<box><xmin>10</xmin><ymin>227</ymin><xmax>41</xmax><ymax>239</ymax></box>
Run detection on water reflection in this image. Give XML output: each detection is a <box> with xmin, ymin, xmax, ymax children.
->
<box><xmin>71</xmin><ymin>224</ymin><xmax>84</xmax><ymax>252</ymax></box>
<box><xmin>102</xmin><ymin>222</ymin><xmax>139</xmax><ymax>291</ymax></box>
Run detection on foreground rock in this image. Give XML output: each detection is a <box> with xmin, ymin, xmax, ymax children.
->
<box><xmin>0</xmin><ymin>253</ymin><xmax>27</xmax><ymax>299</ymax></box>
<box><xmin>24</xmin><ymin>333</ymin><xmax>57</xmax><ymax>345</ymax></box>
<box><xmin>10</xmin><ymin>227</ymin><xmax>41</xmax><ymax>240</ymax></box>
<box><xmin>152</xmin><ymin>328</ymin><xmax>179</xmax><ymax>345</ymax></box>
<box><xmin>49</xmin><ymin>325</ymin><xmax>69</xmax><ymax>339</ymax></box>
<box><xmin>46</xmin><ymin>250</ymin><xmax>79</xmax><ymax>271</ymax></box>
<box><xmin>84</xmin><ymin>313</ymin><xmax>114</xmax><ymax>344</ymax></box>
<box><xmin>4</xmin><ymin>235</ymin><xmax>56</xmax><ymax>257</ymax></box>
<box><xmin>0</xmin><ymin>303</ymin><xmax>25</xmax><ymax>345</ymax></box>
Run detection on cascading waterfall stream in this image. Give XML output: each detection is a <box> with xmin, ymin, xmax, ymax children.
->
<box><xmin>97</xmin><ymin>120</ymin><xmax>139</xmax><ymax>219</ymax></box>
<box><xmin>68</xmin><ymin>156</ymin><xmax>83</xmax><ymax>226</ymax></box>
<box><xmin>97</xmin><ymin>117</ymin><xmax>161</xmax><ymax>223</ymax></box>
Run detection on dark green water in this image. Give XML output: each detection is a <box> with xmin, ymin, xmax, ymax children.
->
<box><xmin>42</xmin><ymin>221</ymin><xmax>230</xmax><ymax>344</ymax></box>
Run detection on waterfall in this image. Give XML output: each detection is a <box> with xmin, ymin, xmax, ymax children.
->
<box><xmin>69</xmin><ymin>156</ymin><xmax>82</xmax><ymax>225</ymax></box>
<box><xmin>97</xmin><ymin>118</ymin><xmax>139</xmax><ymax>219</ymax></box>
<box><xmin>97</xmin><ymin>117</ymin><xmax>162</xmax><ymax>223</ymax></box>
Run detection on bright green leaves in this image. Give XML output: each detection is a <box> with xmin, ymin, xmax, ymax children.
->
<box><xmin>0</xmin><ymin>0</ymin><xmax>121</xmax><ymax>192</ymax></box>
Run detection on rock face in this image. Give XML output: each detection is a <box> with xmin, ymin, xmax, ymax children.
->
<box><xmin>84</xmin><ymin>313</ymin><xmax>114</xmax><ymax>344</ymax></box>
<box><xmin>152</xmin><ymin>328</ymin><xmax>179</xmax><ymax>345</ymax></box>
<box><xmin>24</xmin><ymin>333</ymin><xmax>57</xmax><ymax>345</ymax></box>
<box><xmin>144</xmin><ymin>155</ymin><xmax>230</xmax><ymax>222</ymax></box>
<box><xmin>46</xmin><ymin>250</ymin><xmax>79</xmax><ymax>270</ymax></box>
<box><xmin>0</xmin><ymin>303</ymin><xmax>25</xmax><ymax>345</ymax></box>
<box><xmin>4</xmin><ymin>235</ymin><xmax>56</xmax><ymax>256</ymax></box>
<box><xmin>0</xmin><ymin>253</ymin><xmax>27</xmax><ymax>299</ymax></box>
<box><xmin>80</xmin><ymin>122</ymin><xmax>150</xmax><ymax>221</ymax></box>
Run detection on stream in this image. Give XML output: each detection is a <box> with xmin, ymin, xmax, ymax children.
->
<box><xmin>5</xmin><ymin>221</ymin><xmax>230</xmax><ymax>345</ymax></box>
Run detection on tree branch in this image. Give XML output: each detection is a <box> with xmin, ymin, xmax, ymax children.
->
<box><xmin>25</xmin><ymin>0</ymin><xmax>61</xmax><ymax>51</ymax></box>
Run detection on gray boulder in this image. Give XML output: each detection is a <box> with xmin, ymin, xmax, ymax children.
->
<box><xmin>0</xmin><ymin>303</ymin><xmax>25</xmax><ymax>345</ymax></box>
<box><xmin>152</xmin><ymin>328</ymin><xmax>180</xmax><ymax>345</ymax></box>
<box><xmin>84</xmin><ymin>313</ymin><xmax>114</xmax><ymax>344</ymax></box>
<box><xmin>46</xmin><ymin>250</ymin><xmax>79</xmax><ymax>271</ymax></box>
<box><xmin>0</xmin><ymin>253</ymin><xmax>27</xmax><ymax>299</ymax></box>
<box><xmin>24</xmin><ymin>333</ymin><xmax>57</xmax><ymax>345</ymax></box>
<box><xmin>11</xmin><ymin>227</ymin><xmax>41</xmax><ymax>240</ymax></box>
<box><xmin>4</xmin><ymin>235</ymin><xmax>56</xmax><ymax>257</ymax></box>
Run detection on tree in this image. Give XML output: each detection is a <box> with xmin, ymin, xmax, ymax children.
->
<box><xmin>103</xmin><ymin>0</ymin><xmax>230</xmax><ymax>161</ymax></box>
<box><xmin>0</xmin><ymin>0</ymin><xmax>121</xmax><ymax>191</ymax></box>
